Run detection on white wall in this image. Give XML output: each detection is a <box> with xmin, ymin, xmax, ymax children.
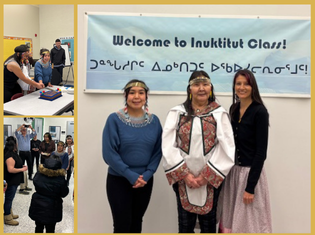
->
<box><xmin>3</xmin><ymin>5</ymin><xmax>74</xmax><ymax>81</ymax></box>
<box><xmin>39</xmin><ymin>5</ymin><xmax>74</xmax><ymax>51</ymax></box>
<box><xmin>3</xmin><ymin>118</ymin><xmax>26</xmax><ymax>133</ymax></box>
<box><xmin>4</xmin><ymin>117</ymin><xmax>73</xmax><ymax>139</ymax></box>
<box><xmin>39</xmin><ymin>5</ymin><xmax>74</xmax><ymax>82</ymax></box>
<box><xmin>77</xmin><ymin>5</ymin><xmax>311</xmax><ymax>233</ymax></box>
<box><xmin>3</xmin><ymin>5</ymin><xmax>40</xmax><ymax>59</ymax></box>
<box><xmin>43</xmin><ymin>117</ymin><xmax>74</xmax><ymax>143</ymax></box>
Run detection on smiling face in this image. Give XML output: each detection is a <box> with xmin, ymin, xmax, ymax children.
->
<box><xmin>234</xmin><ymin>75</ymin><xmax>252</xmax><ymax>101</ymax></box>
<box><xmin>66</xmin><ymin>137</ymin><xmax>73</xmax><ymax>145</ymax></box>
<box><xmin>190</xmin><ymin>80</ymin><xmax>211</xmax><ymax>105</ymax></box>
<box><xmin>126</xmin><ymin>86</ymin><xmax>147</xmax><ymax>111</ymax></box>
<box><xmin>42</xmin><ymin>53</ymin><xmax>50</xmax><ymax>63</ymax></box>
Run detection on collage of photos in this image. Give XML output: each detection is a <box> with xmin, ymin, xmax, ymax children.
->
<box><xmin>2</xmin><ymin>4</ymin><xmax>312</xmax><ymax>235</ymax></box>
<box><xmin>3</xmin><ymin>5</ymin><xmax>75</xmax><ymax>233</ymax></box>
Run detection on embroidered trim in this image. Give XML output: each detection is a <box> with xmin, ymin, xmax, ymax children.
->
<box><xmin>194</xmin><ymin>101</ymin><xmax>220</xmax><ymax>116</ymax></box>
<box><xmin>200</xmin><ymin>164</ymin><xmax>224</xmax><ymax>188</ymax></box>
<box><xmin>201</xmin><ymin>115</ymin><xmax>217</xmax><ymax>156</ymax></box>
<box><xmin>39</xmin><ymin>59</ymin><xmax>50</xmax><ymax>69</ymax></box>
<box><xmin>177</xmin><ymin>114</ymin><xmax>193</xmax><ymax>154</ymax></box>
<box><xmin>177</xmin><ymin>103</ymin><xmax>219</xmax><ymax>156</ymax></box>
<box><xmin>178</xmin><ymin>180</ymin><xmax>214</xmax><ymax>215</ymax></box>
<box><xmin>116</xmin><ymin>109</ymin><xmax>153</xmax><ymax>128</ymax></box>
<box><xmin>166</xmin><ymin>162</ymin><xmax>189</xmax><ymax>185</ymax></box>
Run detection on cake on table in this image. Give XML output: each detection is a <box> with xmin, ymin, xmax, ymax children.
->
<box><xmin>39</xmin><ymin>88</ymin><xmax>62</xmax><ymax>101</ymax></box>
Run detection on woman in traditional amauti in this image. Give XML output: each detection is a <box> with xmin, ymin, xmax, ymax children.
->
<box><xmin>162</xmin><ymin>70</ymin><xmax>235</xmax><ymax>233</ymax></box>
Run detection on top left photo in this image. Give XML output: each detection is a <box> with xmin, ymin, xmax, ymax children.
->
<box><xmin>3</xmin><ymin>5</ymin><xmax>74</xmax><ymax>116</ymax></box>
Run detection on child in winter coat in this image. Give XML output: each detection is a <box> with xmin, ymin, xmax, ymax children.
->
<box><xmin>29</xmin><ymin>156</ymin><xmax>69</xmax><ymax>233</ymax></box>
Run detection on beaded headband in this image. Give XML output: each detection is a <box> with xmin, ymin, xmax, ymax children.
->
<box><xmin>41</xmin><ymin>50</ymin><xmax>50</xmax><ymax>56</ymax></box>
<box><xmin>189</xmin><ymin>76</ymin><xmax>211</xmax><ymax>86</ymax></box>
<box><xmin>124</xmin><ymin>81</ymin><xmax>148</xmax><ymax>91</ymax></box>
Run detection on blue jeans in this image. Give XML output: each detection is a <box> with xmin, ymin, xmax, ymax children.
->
<box><xmin>4</xmin><ymin>184</ymin><xmax>18</xmax><ymax>215</ymax></box>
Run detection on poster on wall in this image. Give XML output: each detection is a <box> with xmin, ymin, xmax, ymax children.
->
<box><xmin>3</xmin><ymin>36</ymin><xmax>33</xmax><ymax>62</ymax></box>
<box><xmin>84</xmin><ymin>13</ymin><xmax>310</xmax><ymax>95</ymax></box>
<box><xmin>60</xmin><ymin>36</ymin><xmax>74</xmax><ymax>62</ymax></box>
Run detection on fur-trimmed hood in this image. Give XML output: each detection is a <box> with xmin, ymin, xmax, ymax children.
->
<box><xmin>38</xmin><ymin>164</ymin><xmax>66</xmax><ymax>177</ymax></box>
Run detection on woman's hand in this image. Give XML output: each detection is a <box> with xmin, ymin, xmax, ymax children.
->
<box><xmin>48</xmin><ymin>83</ymin><xmax>53</xmax><ymax>87</ymax></box>
<box><xmin>35</xmin><ymin>82</ymin><xmax>45</xmax><ymax>90</ymax></box>
<box><xmin>243</xmin><ymin>191</ymin><xmax>254</xmax><ymax>204</ymax></box>
<box><xmin>184</xmin><ymin>173</ymin><xmax>201</xmax><ymax>189</ymax></box>
<box><xmin>133</xmin><ymin>175</ymin><xmax>147</xmax><ymax>188</ymax></box>
<box><xmin>4</xmin><ymin>182</ymin><xmax>8</xmax><ymax>192</ymax></box>
<box><xmin>21</xmin><ymin>165</ymin><xmax>28</xmax><ymax>172</ymax></box>
<box><xmin>195</xmin><ymin>174</ymin><xmax>208</xmax><ymax>186</ymax></box>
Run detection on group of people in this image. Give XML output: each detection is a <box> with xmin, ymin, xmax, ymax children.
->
<box><xmin>3</xmin><ymin>125</ymin><xmax>74</xmax><ymax>233</ymax></box>
<box><xmin>3</xmin><ymin>39</ymin><xmax>66</xmax><ymax>103</ymax></box>
<box><xmin>102</xmin><ymin>69</ymin><xmax>272</xmax><ymax>233</ymax></box>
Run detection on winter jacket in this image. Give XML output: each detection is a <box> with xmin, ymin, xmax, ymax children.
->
<box><xmin>29</xmin><ymin>158</ymin><xmax>69</xmax><ymax>224</ymax></box>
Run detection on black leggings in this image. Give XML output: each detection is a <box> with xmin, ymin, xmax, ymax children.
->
<box><xmin>173</xmin><ymin>182</ymin><xmax>221</xmax><ymax>233</ymax></box>
<box><xmin>35</xmin><ymin>221</ymin><xmax>56</xmax><ymax>233</ymax></box>
<box><xmin>106</xmin><ymin>173</ymin><xmax>153</xmax><ymax>233</ymax></box>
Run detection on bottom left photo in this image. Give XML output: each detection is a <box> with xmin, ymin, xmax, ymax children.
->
<box><xmin>3</xmin><ymin>117</ymin><xmax>74</xmax><ymax>233</ymax></box>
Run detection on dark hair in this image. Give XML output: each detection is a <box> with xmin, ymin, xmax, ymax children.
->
<box><xmin>123</xmin><ymin>79</ymin><xmax>149</xmax><ymax>110</ymax></box>
<box><xmin>4</xmin><ymin>53</ymin><xmax>24</xmax><ymax>67</ymax></box>
<box><xmin>230</xmin><ymin>69</ymin><xmax>267</xmax><ymax>121</ymax></box>
<box><xmin>45</xmin><ymin>156</ymin><xmax>62</xmax><ymax>170</ymax></box>
<box><xmin>4</xmin><ymin>136</ymin><xmax>17</xmax><ymax>154</ymax></box>
<box><xmin>65</xmin><ymin>135</ymin><xmax>74</xmax><ymax>145</ymax></box>
<box><xmin>24</xmin><ymin>45</ymin><xmax>30</xmax><ymax>52</ymax></box>
<box><xmin>183</xmin><ymin>70</ymin><xmax>216</xmax><ymax>118</ymax></box>
<box><xmin>40</xmin><ymin>48</ymin><xmax>50</xmax><ymax>58</ymax></box>
<box><xmin>43</xmin><ymin>132</ymin><xmax>52</xmax><ymax>141</ymax></box>
<box><xmin>4</xmin><ymin>45</ymin><xmax>28</xmax><ymax>66</ymax></box>
<box><xmin>55</xmin><ymin>39</ymin><xmax>61</xmax><ymax>42</ymax></box>
<box><xmin>51</xmin><ymin>155</ymin><xmax>62</xmax><ymax>163</ymax></box>
<box><xmin>57</xmin><ymin>141</ymin><xmax>65</xmax><ymax>147</ymax></box>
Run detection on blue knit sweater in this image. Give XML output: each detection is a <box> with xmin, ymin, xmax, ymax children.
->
<box><xmin>102</xmin><ymin>111</ymin><xmax>162</xmax><ymax>185</ymax></box>
<box><xmin>34</xmin><ymin>60</ymin><xmax>52</xmax><ymax>85</ymax></box>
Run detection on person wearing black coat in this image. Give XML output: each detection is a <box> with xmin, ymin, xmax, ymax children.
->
<box><xmin>29</xmin><ymin>156</ymin><xmax>69</xmax><ymax>233</ymax></box>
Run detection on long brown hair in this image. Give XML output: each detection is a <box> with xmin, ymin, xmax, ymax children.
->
<box><xmin>230</xmin><ymin>69</ymin><xmax>267</xmax><ymax>121</ymax></box>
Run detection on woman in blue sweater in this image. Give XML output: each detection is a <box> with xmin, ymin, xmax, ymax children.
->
<box><xmin>34</xmin><ymin>48</ymin><xmax>52</xmax><ymax>87</ymax></box>
<box><xmin>102</xmin><ymin>79</ymin><xmax>162</xmax><ymax>233</ymax></box>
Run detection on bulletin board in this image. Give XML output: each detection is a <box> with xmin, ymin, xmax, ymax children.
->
<box><xmin>3</xmin><ymin>36</ymin><xmax>33</xmax><ymax>62</ymax></box>
<box><xmin>60</xmin><ymin>37</ymin><xmax>74</xmax><ymax>62</ymax></box>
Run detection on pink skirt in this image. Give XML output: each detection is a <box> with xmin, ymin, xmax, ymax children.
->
<box><xmin>218</xmin><ymin>165</ymin><xmax>272</xmax><ymax>233</ymax></box>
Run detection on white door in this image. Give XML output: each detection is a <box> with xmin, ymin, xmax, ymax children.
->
<box><xmin>66</xmin><ymin>121</ymin><xmax>75</xmax><ymax>141</ymax></box>
<box><xmin>34</xmin><ymin>118</ymin><xmax>43</xmax><ymax>141</ymax></box>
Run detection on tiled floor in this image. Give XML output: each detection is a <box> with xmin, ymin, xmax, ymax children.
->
<box><xmin>4</xmin><ymin>166</ymin><xmax>74</xmax><ymax>233</ymax></box>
